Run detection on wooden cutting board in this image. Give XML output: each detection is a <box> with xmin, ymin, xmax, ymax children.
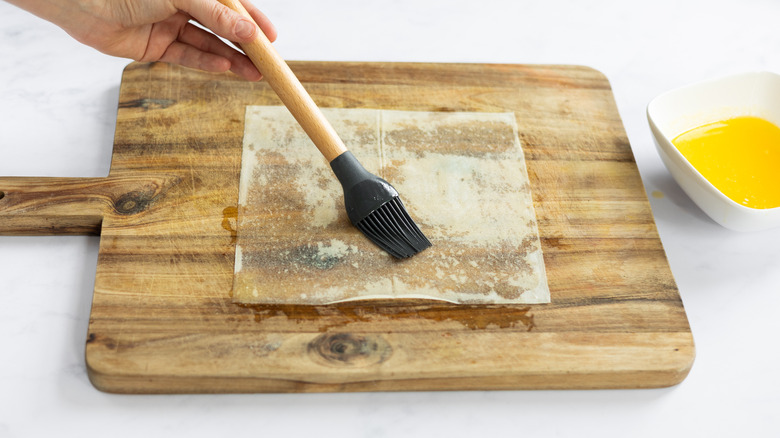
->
<box><xmin>0</xmin><ymin>61</ymin><xmax>694</xmax><ymax>393</ymax></box>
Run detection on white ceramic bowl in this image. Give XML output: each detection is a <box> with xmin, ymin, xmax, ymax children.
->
<box><xmin>647</xmin><ymin>71</ymin><xmax>780</xmax><ymax>231</ymax></box>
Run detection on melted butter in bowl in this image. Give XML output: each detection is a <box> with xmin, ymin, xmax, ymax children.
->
<box><xmin>671</xmin><ymin>116</ymin><xmax>780</xmax><ymax>210</ymax></box>
<box><xmin>648</xmin><ymin>71</ymin><xmax>780</xmax><ymax>231</ymax></box>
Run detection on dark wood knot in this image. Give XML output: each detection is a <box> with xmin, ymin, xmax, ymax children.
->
<box><xmin>113</xmin><ymin>191</ymin><xmax>153</xmax><ymax>215</ymax></box>
<box><xmin>308</xmin><ymin>333</ymin><xmax>392</xmax><ymax>367</ymax></box>
<box><xmin>118</xmin><ymin>98</ymin><xmax>175</xmax><ymax>110</ymax></box>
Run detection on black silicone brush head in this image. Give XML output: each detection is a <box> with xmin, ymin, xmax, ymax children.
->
<box><xmin>330</xmin><ymin>151</ymin><xmax>431</xmax><ymax>258</ymax></box>
<box><xmin>355</xmin><ymin>196</ymin><xmax>432</xmax><ymax>258</ymax></box>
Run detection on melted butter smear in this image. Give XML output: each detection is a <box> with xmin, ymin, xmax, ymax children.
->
<box><xmin>672</xmin><ymin>116</ymin><xmax>780</xmax><ymax>209</ymax></box>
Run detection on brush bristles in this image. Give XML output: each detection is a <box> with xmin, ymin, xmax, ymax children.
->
<box><xmin>356</xmin><ymin>197</ymin><xmax>431</xmax><ymax>258</ymax></box>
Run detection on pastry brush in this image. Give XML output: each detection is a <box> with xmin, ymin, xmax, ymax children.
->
<box><xmin>219</xmin><ymin>0</ymin><xmax>431</xmax><ymax>258</ymax></box>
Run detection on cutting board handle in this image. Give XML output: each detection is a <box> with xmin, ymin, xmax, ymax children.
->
<box><xmin>218</xmin><ymin>0</ymin><xmax>348</xmax><ymax>162</ymax></box>
<box><xmin>0</xmin><ymin>175</ymin><xmax>179</xmax><ymax>235</ymax></box>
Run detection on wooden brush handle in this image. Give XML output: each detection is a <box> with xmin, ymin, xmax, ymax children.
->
<box><xmin>219</xmin><ymin>0</ymin><xmax>348</xmax><ymax>162</ymax></box>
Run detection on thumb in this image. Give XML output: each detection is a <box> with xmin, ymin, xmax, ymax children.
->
<box><xmin>173</xmin><ymin>0</ymin><xmax>257</xmax><ymax>42</ymax></box>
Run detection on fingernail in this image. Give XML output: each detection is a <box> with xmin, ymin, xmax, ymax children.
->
<box><xmin>236</xmin><ymin>19</ymin><xmax>255</xmax><ymax>40</ymax></box>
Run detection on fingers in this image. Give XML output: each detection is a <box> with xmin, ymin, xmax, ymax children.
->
<box><xmin>155</xmin><ymin>1</ymin><xmax>276</xmax><ymax>81</ymax></box>
<box><xmin>173</xmin><ymin>0</ymin><xmax>276</xmax><ymax>44</ymax></box>
<box><xmin>158</xmin><ymin>40</ymin><xmax>231</xmax><ymax>74</ymax></box>
<box><xmin>173</xmin><ymin>0</ymin><xmax>255</xmax><ymax>43</ymax></box>
<box><xmin>158</xmin><ymin>22</ymin><xmax>262</xmax><ymax>81</ymax></box>
<box><xmin>240</xmin><ymin>0</ymin><xmax>277</xmax><ymax>42</ymax></box>
<box><xmin>181</xmin><ymin>22</ymin><xmax>262</xmax><ymax>80</ymax></box>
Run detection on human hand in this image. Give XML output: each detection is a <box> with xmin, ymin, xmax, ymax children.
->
<box><xmin>8</xmin><ymin>0</ymin><xmax>277</xmax><ymax>81</ymax></box>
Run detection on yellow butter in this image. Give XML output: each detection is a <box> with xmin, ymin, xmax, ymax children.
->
<box><xmin>672</xmin><ymin>116</ymin><xmax>780</xmax><ymax>209</ymax></box>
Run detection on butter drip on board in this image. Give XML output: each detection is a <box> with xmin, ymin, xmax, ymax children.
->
<box><xmin>232</xmin><ymin>107</ymin><xmax>550</xmax><ymax>305</ymax></box>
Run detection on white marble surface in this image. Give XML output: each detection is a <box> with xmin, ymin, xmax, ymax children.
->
<box><xmin>1</xmin><ymin>0</ymin><xmax>779</xmax><ymax>436</ymax></box>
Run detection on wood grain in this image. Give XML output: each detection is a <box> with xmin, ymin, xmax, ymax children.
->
<box><xmin>0</xmin><ymin>175</ymin><xmax>180</xmax><ymax>235</ymax></box>
<box><xmin>0</xmin><ymin>61</ymin><xmax>695</xmax><ymax>392</ymax></box>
